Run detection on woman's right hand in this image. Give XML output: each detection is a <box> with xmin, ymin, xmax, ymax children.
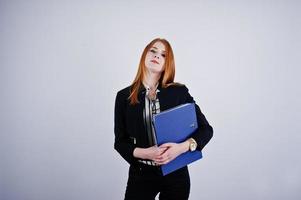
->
<box><xmin>133</xmin><ymin>146</ymin><xmax>168</xmax><ymax>160</ymax></box>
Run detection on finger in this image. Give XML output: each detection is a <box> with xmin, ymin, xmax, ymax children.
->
<box><xmin>159</xmin><ymin>143</ymin><xmax>174</xmax><ymax>148</ymax></box>
<box><xmin>158</xmin><ymin>148</ymin><xmax>168</xmax><ymax>154</ymax></box>
<box><xmin>159</xmin><ymin>143</ymin><xmax>171</xmax><ymax>148</ymax></box>
<box><xmin>155</xmin><ymin>154</ymin><xmax>171</xmax><ymax>163</ymax></box>
<box><xmin>154</xmin><ymin>155</ymin><xmax>165</xmax><ymax>162</ymax></box>
<box><xmin>155</xmin><ymin>149</ymin><xmax>166</xmax><ymax>156</ymax></box>
<box><xmin>159</xmin><ymin>145</ymin><xmax>169</xmax><ymax>149</ymax></box>
<box><xmin>154</xmin><ymin>155</ymin><xmax>167</xmax><ymax>163</ymax></box>
<box><xmin>160</xmin><ymin>150</ymin><xmax>170</xmax><ymax>158</ymax></box>
<box><xmin>161</xmin><ymin>156</ymin><xmax>174</xmax><ymax>165</ymax></box>
<box><xmin>156</xmin><ymin>158</ymin><xmax>170</xmax><ymax>165</ymax></box>
<box><xmin>155</xmin><ymin>147</ymin><xmax>168</xmax><ymax>155</ymax></box>
<box><xmin>154</xmin><ymin>159</ymin><xmax>164</xmax><ymax>165</ymax></box>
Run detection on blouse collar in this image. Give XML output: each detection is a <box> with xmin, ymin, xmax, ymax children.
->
<box><xmin>142</xmin><ymin>82</ymin><xmax>160</xmax><ymax>94</ymax></box>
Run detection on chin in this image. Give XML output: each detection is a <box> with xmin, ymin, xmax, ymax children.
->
<box><xmin>146</xmin><ymin>65</ymin><xmax>163</xmax><ymax>74</ymax></box>
<box><xmin>148</xmin><ymin>69</ymin><xmax>161</xmax><ymax>75</ymax></box>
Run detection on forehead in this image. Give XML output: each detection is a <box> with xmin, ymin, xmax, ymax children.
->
<box><xmin>151</xmin><ymin>41</ymin><xmax>166</xmax><ymax>52</ymax></box>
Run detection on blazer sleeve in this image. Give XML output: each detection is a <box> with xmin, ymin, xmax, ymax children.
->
<box><xmin>183</xmin><ymin>86</ymin><xmax>213</xmax><ymax>151</ymax></box>
<box><xmin>114</xmin><ymin>91</ymin><xmax>137</xmax><ymax>165</ymax></box>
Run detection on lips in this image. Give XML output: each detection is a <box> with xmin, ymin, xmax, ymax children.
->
<box><xmin>151</xmin><ymin>60</ymin><xmax>159</xmax><ymax>64</ymax></box>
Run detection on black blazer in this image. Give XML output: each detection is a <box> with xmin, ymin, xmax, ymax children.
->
<box><xmin>114</xmin><ymin>83</ymin><xmax>213</xmax><ymax>165</ymax></box>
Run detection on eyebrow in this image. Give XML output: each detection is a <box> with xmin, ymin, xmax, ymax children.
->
<box><xmin>151</xmin><ymin>46</ymin><xmax>166</xmax><ymax>53</ymax></box>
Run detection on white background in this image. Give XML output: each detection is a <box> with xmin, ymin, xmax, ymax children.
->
<box><xmin>1</xmin><ymin>0</ymin><xmax>300</xmax><ymax>199</ymax></box>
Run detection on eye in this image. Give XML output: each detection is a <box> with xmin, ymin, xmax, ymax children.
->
<box><xmin>161</xmin><ymin>54</ymin><xmax>166</xmax><ymax>58</ymax></box>
<box><xmin>150</xmin><ymin>49</ymin><xmax>156</xmax><ymax>53</ymax></box>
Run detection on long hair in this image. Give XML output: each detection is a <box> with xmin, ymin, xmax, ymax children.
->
<box><xmin>129</xmin><ymin>38</ymin><xmax>181</xmax><ymax>105</ymax></box>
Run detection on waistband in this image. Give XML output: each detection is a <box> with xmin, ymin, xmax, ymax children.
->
<box><xmin>131</xmin><ymin>161</ymin><xmax>162</xmax><ymax>175</ymax></box>
<box><xmin>137</xmin><ymin>159</ymin><xmax>159</xmax><ymax>166</ymax></box>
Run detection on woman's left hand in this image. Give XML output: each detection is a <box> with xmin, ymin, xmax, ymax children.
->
<box><xmin>154</xmin><ymin>142</ymin><xmax>189</xmax><ymax>165</ymax></box>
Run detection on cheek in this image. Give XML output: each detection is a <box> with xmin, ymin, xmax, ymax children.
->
<box><xmin>160</xmin><ymin>59</ymin><xmax>165</xmax><ymax>68</ymax></box>
<box><xmin>145</xmin><ymin>53</ymin><xmax>152</xmax><ymax>62</ymax></box>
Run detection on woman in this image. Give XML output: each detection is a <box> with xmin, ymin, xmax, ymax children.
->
<box><xmin>114</xmin><ymin>38</ymin><xmax>213</xmax><ymax>200</ymax></box>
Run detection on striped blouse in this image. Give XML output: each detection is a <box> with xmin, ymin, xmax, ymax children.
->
<box><xmin>143</xmin><ymin>84</ymin><xmax>160</xmax><ymax>146</ymax></box>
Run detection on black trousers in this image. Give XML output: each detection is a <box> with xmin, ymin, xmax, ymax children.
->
<box><xmin>124</xmin><ymin>163</ymin><xmax>190</xmax><ymax>200</ymax></box>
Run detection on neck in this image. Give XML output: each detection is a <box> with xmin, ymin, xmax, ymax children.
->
<box><xmin>143</xmin><ymin>72</ymin><xmax>161</xmax><ymax>89</ymax></box>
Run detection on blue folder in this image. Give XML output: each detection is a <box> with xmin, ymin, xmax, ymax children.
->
<box><xmin>152</xmin><ymin>103</ymin><xmax>202</xmax><ymax>176</ymax></box>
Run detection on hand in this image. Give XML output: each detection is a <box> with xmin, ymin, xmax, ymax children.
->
<box><xmin>154</xmin><ymin>142</ymin><xmax>189</xmax><ymax>165</ymax></box>
<box><xmin>133</xmin><ymin>145</ymin><xmax>168</xmax><ymax>160</ymax></box>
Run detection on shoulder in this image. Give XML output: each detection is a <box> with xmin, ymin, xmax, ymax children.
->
<box><xmin>165</xmin><ymin>82</ymin><xmax>190</xmax><ymax>94</ymax></box>
<box><xmin>117</xmin><ymin>85</ymin><xmax>131</xmax><ymax>95</ymax></box>
<box><xmin>115</xmin><ymin>85</ymin><xmax>131</xmax><ymax>102</ymax></box>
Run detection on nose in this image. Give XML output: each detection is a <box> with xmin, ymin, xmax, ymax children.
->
<box><xmin>154</xmin><ymin>55</ymin><xmax>159</xmax><ymax>59</ymax></box>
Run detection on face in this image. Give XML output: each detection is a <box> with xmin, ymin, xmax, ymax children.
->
<box><xmin>144</xmin><ymin>41</ymin><xmax>166</xmax><ymax>74</ymax></box>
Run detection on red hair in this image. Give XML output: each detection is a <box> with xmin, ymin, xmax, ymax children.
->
<box><xmin>129</xmin><ymin>38</ymin><xmax>181</xmax><ymax>105</ymax></box>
